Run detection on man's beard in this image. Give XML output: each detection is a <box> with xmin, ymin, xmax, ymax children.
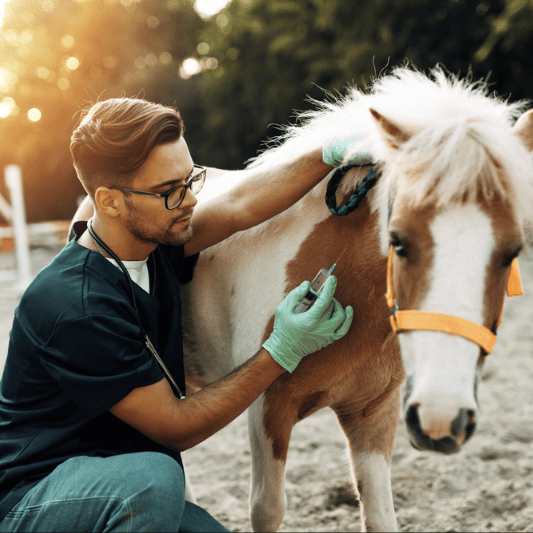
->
<box><xmin>125</xmin><ymin>203</ymin><xmax>194</xmax><ymax>247</ymax></box>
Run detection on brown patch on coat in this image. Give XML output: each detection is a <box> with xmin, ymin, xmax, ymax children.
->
<box><xmin>387</xmin><ymin>198</ymin><xmax>436</xmax><ymax>312</ymax></box>
<box><xmin>482</xmin><ymin>194</ymin><xmax>524</xmax><ymax>332</ymax></box>
<box><xmin>297</xmin><ymin>391</ymin><xmax>326</xmax><ymax>420</ymax></box>
<box><xmin>260</xmin><ymin>187</ymin><xmax>404</xmax><ymax>462</ymax></box>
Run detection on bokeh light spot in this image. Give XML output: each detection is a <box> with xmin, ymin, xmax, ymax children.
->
<box><xmin>226</xmin><ymin>47</ymin><xmax>239</xmax><ymax>60</ymax></box>
<box><xmin>180</xmin><ymin>57</ymin><xmax>201</xmax><ymax>79</ymax></box>
<box><xmin>205</xmin><ymin>57</ymin><xmax>218</xmax><ymax>70</ymax></box>
<box><xmin>0</xmin><ymin>0</ymin><xmax>13</xmax><ymax>28</ymax></box>
<box><xmin>197</xmin><ymin>42</ymin><xmax>209</xmax><ymax>55</ymax></box>
<box><xmin>145</xmin><ymin>53</ymin><xmax>157</xmax><ymax>67</ymax></box>
<box><xmin>147</xmin><ymin>15</ymin><xmax>159</xmax><ymax>29</ymax></box>
<box><xmin>19</xmin><ymin>30</ymin><xmax>33</xmax><ymax>44</ymax></box>
<box><xmin>0</xmin><ymin>103</ymin><xmax>10</xmax><ymax>118</ymax></box>
<box><xmin>0</xmin><ymin>67</ymin><xmax>17</xmax><ymax>92</ymax></box>
<box><xmin>159</xmin><ymin>51</ymin><xmax>172</xmax><ymax>65</ymax></box>
<box><xmin>57</xmin><ymin>77</ymin><xmax>70</xmax><ymax>90</ymax></box>
<box><xmin>36</xmin><ymin>66</ymin><xmax>50</xmax><ymax>79</ymax></box>
<box><xmin>65</xmin><ymin>57</ymin><xmax>80</xmax><ymax>70</ymax></box>
<box><xmin>27</xmin><ymin>108</ymin><xmax>41</xmax><ymax>122</ymax></box>
<box><xmin>194</xmin><ymin>0</ymin><xmax>231</xmax><ymax>19</ymax></box>
<box><xmin>103</xmin><ymin>55</ymin><xmax>117</xmax><ymax>69</ymax></box>
<box><xmin>61</xmin><ymin>35</ymin><xmax>75</xmax><ymax>48</ymax></box>
<box><xmin>216</xmin><ymin>13</ymin><xmax>229</xmax><ymax>28</ymax></box>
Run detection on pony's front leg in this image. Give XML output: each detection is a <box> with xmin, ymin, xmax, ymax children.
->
<box><xmin>333</xmin><ymin>389</ymin><xmax>401</xmax><ymax>532</ymax></box>
<box><xmin>248</xmin><ymin>394</ymin><xmax>292</xmax><ymax>532</ymax></box>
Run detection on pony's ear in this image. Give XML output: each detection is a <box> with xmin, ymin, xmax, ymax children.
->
<box><xmin>512</xmin><ymin>109</ymin><xmax>533</xmax><ymax>152</ymax></box>
<box><xmin>369</xmin><ymin>108</ymin><xmax>411</xmax><ymax>150</ymax></box>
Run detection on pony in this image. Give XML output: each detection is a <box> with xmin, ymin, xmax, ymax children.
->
<box><xmin>180</xmin><ymin>66</ymin><xmax>533</xmax><ymax>532</ymax></box>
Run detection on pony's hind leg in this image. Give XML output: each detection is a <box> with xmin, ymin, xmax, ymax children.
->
<box><xmin>333</xmin><ymin>388</ymin><xmax>401</xmax><ymax>532</ymax></box>
<box><xmin>248</xmin><ymin>394</ymin><xmax>292</xmax><ymax>532</ymax></box>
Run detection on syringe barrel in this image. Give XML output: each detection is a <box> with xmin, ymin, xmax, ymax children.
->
<box><xmin>294</xmin><ymin>269</ymin><xmax>332</xmax><ymax>313</ymax></box>
<box><xmin>310</xmin><ymin>269</ymin><xmax>331</xmax><ymax>293</ymax></box>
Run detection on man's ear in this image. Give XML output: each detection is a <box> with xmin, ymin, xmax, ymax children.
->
<box><xmin>94</xmin><ymin>187</ymin><xmax>122</xmax><ymax>218</ymax></box>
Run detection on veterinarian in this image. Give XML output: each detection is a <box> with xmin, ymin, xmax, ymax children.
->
<box><xmin>0</xmin><ymin>97</ymin><xmax>364</xmax><ymax>532</ymax></box>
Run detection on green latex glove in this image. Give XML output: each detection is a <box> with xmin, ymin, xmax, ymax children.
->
<box><xmin>263</xmin><ymin>276</ymin><xmax>354</xmax><ymax>373</ymax></box>
<box><xmin>323</xmin><ymin>132</ymin><xmax>373</xmax><ymax>167</ymax></box>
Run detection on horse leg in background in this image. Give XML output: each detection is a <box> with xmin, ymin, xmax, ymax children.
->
<box><xmin>248</xmin><ymin>395</ymin><xmax>293</xmax><ymax>532</ymax></box>
<box><xmin>333</xmin><ymin>389</ymin><xmax>401</xmax><ymax>532</ymax></box>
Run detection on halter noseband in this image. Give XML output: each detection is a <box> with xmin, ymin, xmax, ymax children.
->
<box><xmin>385</xmin><ymin>246</ymin><xmax>523</xmax><ymax>354</ymax></box>
<box><xmin>325</xmin><ymin>163</ymin><xmax>524</xmax><ymax>355</ymax></box>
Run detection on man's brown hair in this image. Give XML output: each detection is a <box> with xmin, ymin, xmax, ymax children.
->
<box><xmin>70</xmin><ymin>98</ymin><xmax>184</xmax><ymax>197</ymax></box>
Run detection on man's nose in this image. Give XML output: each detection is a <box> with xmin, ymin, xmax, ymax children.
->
<box><xmin>182</xmin><ymin>187</ymin><xmax>198</xmax><ymax>209</ymax></box>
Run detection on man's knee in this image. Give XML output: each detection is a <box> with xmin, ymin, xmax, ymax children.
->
<box><xmin>129</xmin><ymin>452</ymin><xmax>185</xmax><ymax>498</ymax></box>
<box><xmin>123</xmin><ymin>453</ymin><xmax>186</xmax><ymax>529</ymax></box>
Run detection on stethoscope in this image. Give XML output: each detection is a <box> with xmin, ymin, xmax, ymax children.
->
<box><xmin>87</xmin><ymin>218</ymin><xmax>186</xmax><ymax>399</ymax></box>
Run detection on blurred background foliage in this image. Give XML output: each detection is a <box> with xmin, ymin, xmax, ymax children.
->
<box><xmin>0</xmin><ymin>0</ymin><xmax>532</xmax><ymax>221</ymax></box>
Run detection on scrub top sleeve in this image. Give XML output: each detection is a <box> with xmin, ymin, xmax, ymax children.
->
<box><xmin>160</xmin><ymin>245</ymin><xmax>199</xmax><ymax>283</ymax></box>
<box><xmin>41</xmin><ymin>314</ymin><xmax>164</xmax><ymax>418</ymax></box>
<box><xmin>179</xmin><ymin>252</ymin><xmax>200</xmax><ymax>283</ymax></box>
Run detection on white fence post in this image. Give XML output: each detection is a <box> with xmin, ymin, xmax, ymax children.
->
<box><xmin>4</xmin><ymin>165</ymin><xmax>32</xmax><ymax>288</ymax></box>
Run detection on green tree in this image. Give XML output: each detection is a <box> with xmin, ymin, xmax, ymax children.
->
<box><xmin>169</xmin><ymin>0</ymin><xmax>533</xmax><ymax>171</ymax></box>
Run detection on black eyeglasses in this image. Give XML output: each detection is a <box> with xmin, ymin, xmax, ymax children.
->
<box><xmin>109</xmin><ymin>165</ymin><xmax>207</xmax><ymax>210</ymax></box>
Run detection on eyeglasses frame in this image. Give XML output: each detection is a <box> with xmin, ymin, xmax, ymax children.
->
<box><xmin>108</xmin><ymin>164</ymin><xmax>207</xmax><ymax>210</ymax></box>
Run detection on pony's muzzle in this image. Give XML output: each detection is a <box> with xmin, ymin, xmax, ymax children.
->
<box><xmin>405</xmin><ymin>404</ymin><xmax>477</xmax><ymax>454</ymax></box>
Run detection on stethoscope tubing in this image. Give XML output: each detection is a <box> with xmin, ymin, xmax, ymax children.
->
<box><xmin>87</xmin><ymin>219</ymin><xmax>186</xmax><ymax>399</ymax></box>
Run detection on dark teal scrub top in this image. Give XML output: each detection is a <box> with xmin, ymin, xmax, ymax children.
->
<box><xmin>0</xmin><ymin>222</ymin><xmax>198</xmax><ymax>521</ymax></box>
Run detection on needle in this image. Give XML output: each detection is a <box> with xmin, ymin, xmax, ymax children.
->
<box><xmin>328</xmin><ymin>247</ymin><xmax>348</xmax><ymax>274</ymax></box>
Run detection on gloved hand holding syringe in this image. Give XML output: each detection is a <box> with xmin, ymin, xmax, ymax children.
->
<box><xmin>262</xmin><ymin>248</ymin><xmax>353</xmax><ymax>373</ymax></box>
<box><xmin>294</xmin><ymin>263</ymin><xmax>338</xmax><ymax>314</ymax></box>
<box><xmin>294</xmin><ymin>248</ymin><xmax>347</xmax><ymax>313</ymax></box>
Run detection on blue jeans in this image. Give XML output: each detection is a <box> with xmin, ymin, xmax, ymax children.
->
<box><xmin>0</xmin><ymin>453</ymin><xmax>230</xmax><ymax>532</ymax></box>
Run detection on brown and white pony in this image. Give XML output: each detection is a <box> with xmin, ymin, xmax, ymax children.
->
<box><xmin>180</xmin><ymin>67</ymin><xmax>533</xmax><ymax>532</ymax></box>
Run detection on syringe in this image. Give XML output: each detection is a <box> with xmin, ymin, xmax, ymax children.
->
<box><xmin>294</xmin><ymin>263</ymin><xmax>337</xmax><ymax>314</ymax></box>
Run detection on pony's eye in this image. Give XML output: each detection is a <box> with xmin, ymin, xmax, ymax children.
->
<box><xmin>393</xmin><ymin>244</ymin><xmax>407</xmax><ymax>258</ymax></box>
<box><xmin>502</xmin><ymin>246</ymin><xmax>523</xmax><ymax>268</ymax></box>
<box><xmin>389</xmin><ymin>233</ymin><xmax>408</xmax><ymax>258</ymax></box>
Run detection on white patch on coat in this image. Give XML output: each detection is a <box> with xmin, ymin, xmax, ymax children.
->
<box><xmin>401</xmin><ymin>204</ymin><xmax>494</xmax><ymax>440</ymax></box>
<box><xmin>247</xmin><ymin>395</ymin><xmax>287</xmax><ymax>532</ymax></box>
<box><xmin>352</xmin><ymin>452</ymin><xmax>397</xmax><ymax>532</ymax></box>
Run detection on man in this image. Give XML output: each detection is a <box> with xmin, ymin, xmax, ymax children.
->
<box><xmin>0</xmin><ymin>97</ymin><xmax>356</xmax><ymax>532</ymax></box>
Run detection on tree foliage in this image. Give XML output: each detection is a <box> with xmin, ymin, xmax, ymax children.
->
<box><xmin>0</xmin><ymin>0</ymin><xmax>532</xmax><ymax>220</ymax></box>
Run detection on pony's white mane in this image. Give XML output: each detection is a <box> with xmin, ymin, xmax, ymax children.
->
<box><xmin>250</xmin><ymin>66</ymin><xmax>533</xmax><ymax>251</ymax></box>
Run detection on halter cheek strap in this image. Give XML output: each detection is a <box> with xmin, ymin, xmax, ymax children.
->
<box><xmin>385</xmin><ymin>246</ymin><xmax>523</xmax><ymax>355</ymax></box>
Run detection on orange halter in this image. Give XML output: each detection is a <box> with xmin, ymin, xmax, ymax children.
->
<box><xmin>385</xmin><ymin>246</ymin><xmax>523</xmax><ymax>354</ymax></box>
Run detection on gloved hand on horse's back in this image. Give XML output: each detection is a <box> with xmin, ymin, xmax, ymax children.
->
<box><xmin>263</xmin><ymin>276</ymin><xmax>353</xmax><ymax>373</ymax></box>
<box><xmin>323</xmin><ymin>132</ymin><xmax>373</xmax><ymax>167</ymax></box>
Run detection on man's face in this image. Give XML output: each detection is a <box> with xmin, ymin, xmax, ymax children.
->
<box><xmin>122</xmin><ymin>137</ymin><xmax>198</xmax><ymax>247</ymax></box>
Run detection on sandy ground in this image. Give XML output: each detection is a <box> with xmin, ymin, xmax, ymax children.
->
<box><xmin>1</xmin><ymin>243</ymin><xmax>533</xmax><ymax>532</ymax></box>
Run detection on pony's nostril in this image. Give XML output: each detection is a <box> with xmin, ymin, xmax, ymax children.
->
<box><xmin>451</xmin><ymin>408</ymin><xmax>475</xmax><ymax>437</ymax></box>
<box><xmin>405</xmin><ymin>404</ymin><xmax>422</xmax><ymax>435</ymax></box>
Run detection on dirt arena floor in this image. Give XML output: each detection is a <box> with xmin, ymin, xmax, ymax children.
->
<box><xmin>1</xmin><ymin>242</ymin><xmax>533</xmax><ymax>532</ymax></box>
